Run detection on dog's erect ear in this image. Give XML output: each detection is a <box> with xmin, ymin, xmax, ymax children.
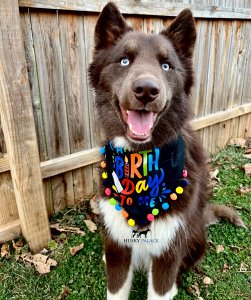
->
<box><xmin>94</xmin><ymin>2</ymin><xmax>132</xmax><ymax>51</ymax></box>
<box><xmin>161</xmin><ymin>9</ymin><xmax>196</xmax><ymax>58</ymax></box>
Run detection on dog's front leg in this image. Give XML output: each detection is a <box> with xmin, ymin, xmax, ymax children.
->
<box><xmin>105</xmin><ymin>237</ymin><xmax>133</xmax><ymax>300</ymax></box>
<box><xmin>147</xmin><ymin>254</ymin><xmax>180</xmax><ymax>300</ymax></box>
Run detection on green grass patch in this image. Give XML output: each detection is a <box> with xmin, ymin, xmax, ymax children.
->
<box><xmin>0</xmin><ymin>146</ymin><xmax>250</xmax><ymax>299</ymax></box>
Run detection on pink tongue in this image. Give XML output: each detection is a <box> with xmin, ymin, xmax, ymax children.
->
<box><xmin>127</xmin><ymin>110</ymin><xmax>154</xmax><ymax>134</ymax></box>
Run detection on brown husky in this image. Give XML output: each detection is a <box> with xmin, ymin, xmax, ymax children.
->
<box><xmin>89</xmin><ymin>2</ymin><xmax>245</xmax><ymax>299</ymax></box>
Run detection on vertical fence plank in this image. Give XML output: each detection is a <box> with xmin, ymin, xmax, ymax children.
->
<box><xmin>58</xmin><ymin>12</ymin><xmax>94</xmax><ymax>201</ymax></box>
<box><xmin>0</xmin><ymin>0</ymin><xmax>51</xmax><ymax>252</ymax></box>
<box><xmin>30</xmin><ymin>10</ymin><xmax>74</xmax><ymax>213</ymax></box>
<box><xmin>238</xmin><ymin>21</ymin><xmax>251</xmax><ymax>139</ymax></box>
<box><xmin>83</xmin><ymin>14</ymin><xmax>104</xmax><ymax>147</ymax></box>
<box><xmin>83</xmin><ymin>14</ymin><xmax>104</xmax><ymax>187</ymax></box>
<box><xmin>20</xmin><ymin>9</ymin><xmax>54</xmax><ymax>216</ymax></box>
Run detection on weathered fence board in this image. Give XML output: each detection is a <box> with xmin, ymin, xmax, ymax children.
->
<box><xmin>0</xmin><ymin>0</ymin><xmax>50</xmax><ymax>252</ymax></box>
<box><xmin>29</xmin><ymin>10</ymin><xmax>75</xmax><ymax>212</ymax></box>
<box><xmin>0</xmin><ymin>220</ymin><xmax>21</xmax><ymax>243</ymax></box>
<box><xmin>0</xmin><ymin>172</ymin><xmax>18</xmax><ymax>226</ymax></box>
<box><xmin>18</xmin><ymin>0</ymin><xmax>251</xmax><ymax>19</ymax></box>
<box><xmin>58</xmin><ymin>12</ymin><xmax>94</xmax><ymax>200</ymax></box>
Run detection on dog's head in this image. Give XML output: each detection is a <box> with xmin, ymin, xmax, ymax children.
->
<box><xmin>89</xmin><ymin>2</ymin><xmax>196</xmax><ymax>148</ymax></box>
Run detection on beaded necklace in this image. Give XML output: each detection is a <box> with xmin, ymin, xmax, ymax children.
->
<box><xmin>100</xmin><ymin>136</ymin><xmax>189</xmax><ymax>228</ymax></box>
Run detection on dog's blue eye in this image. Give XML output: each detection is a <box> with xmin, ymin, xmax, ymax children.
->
<box><xmin>120</xmin><ymin>58</ymin><xmax>130</xmax><ymax>66</ymax></box>
<box><xmin>162</xmin><ymin>63</ymin><xmax>170</xmax><ymax>71</ymax></box>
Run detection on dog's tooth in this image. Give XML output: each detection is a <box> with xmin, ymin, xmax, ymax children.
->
<box><xmin>129</xmin><ymin>123</ymin><xmax>133</xmax><ymax>130</ymax></box>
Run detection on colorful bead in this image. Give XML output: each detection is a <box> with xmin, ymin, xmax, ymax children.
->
<box><xmin>122</xmin><ymin>210</ymin><xmax>129</xmax><ymax>218</ymax></box>
<box><xmin>115</xmin><ymin>204</ymin><xmax>122</xmax><ymax>211</ymax></box>
<box><xmin>105</xmin><ymin>188</ymin><xmax>111</xmax><ymax>196</ymax></box>
<box><xmin>101</xmin><ymin>161</ymin><xmax>106</xmax><ymax>168</ymax></box>
<box><xmin>180</xmin><ymin>179</ymin><xmax>189</xmax><ymax>187</ymax></box>
<box><xmin>182</xmin><ymin>169</ymin><xmax>188</xmax><ymax>178</ymax></box>
<box><xmin>100</xmin><ymin>147</ymin><xmax>105</xmax><ymax>155</ymax></box>
<box><xmin>103</xmin><ymin>180</ymin><xmax>108</xmax><ymax>186</ymax></box>
<box><xmin>162</xmin><ymin>202</ymin><xmax>169</xmax><ymax>210</ymax></box>
<box><xmin>102</xmin><ymin>172</ymin><xmax>108</xmax><ymax>179</ymax></box>
<box><xmin>147</xmin><ymin>214</ymin><xmax>154</xmax><ymax>221</ymax></box>
<box><xmin>152</xmin><ymin>208</ymin><xmax>159</xmax><ymax>216</ymax></box>
<box><xmin>109</xmin><ymin>198</ymin><xmax>116</xmax><ymax>205</ymax></box>
<box><xmin>170</xmin><ymin>193</ymin><xmax>177</xmax><ymax>200</ymax></box>
<box><xmin>128</xmin><ymin>219</ymin><xmax>135</xmax><ymax>227</ymax></box>
<box><xmin>176</xmin><ymin>186</ymin><xmax>183</xmax><ymax>194</ymax></box>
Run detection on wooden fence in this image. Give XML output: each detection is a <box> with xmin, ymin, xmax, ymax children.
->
<box><xmin>0</xmin><ymin>0</ymin><xmax>250</xmax><ymax>252</ymax></box>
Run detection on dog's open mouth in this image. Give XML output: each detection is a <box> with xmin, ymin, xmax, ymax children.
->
<box><xmin>120</xmin><ymin>107</ymin><xmax>157</xmax><ymax>141</ymax></box>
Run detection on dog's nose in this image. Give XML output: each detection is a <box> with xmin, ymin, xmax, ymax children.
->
<box><xmin>133</xmin><ymin>78</ymin><xmax>160</xmax><ymax>103</ymax></box>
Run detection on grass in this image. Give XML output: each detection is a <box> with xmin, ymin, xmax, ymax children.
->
<box><xmin>0</xmin><ymin>145</ymin><xmax>250</xmax><ymax>300</ymax></box>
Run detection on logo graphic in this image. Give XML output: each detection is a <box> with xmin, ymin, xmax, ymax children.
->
<box><xmin>132</xmin><ymin>228</ymin><xmax>150</xmax><ymax>238</ymax></box>
<box><xmin>123</xmin><ymin>228</ymin><xmax>158</xmax><ymax>244</ymax></box>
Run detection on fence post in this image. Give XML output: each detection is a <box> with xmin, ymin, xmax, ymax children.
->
<box><xmin>0</xmin><ymin>0</ymin><xmax>51</xmax><ymax>252</ymax></box>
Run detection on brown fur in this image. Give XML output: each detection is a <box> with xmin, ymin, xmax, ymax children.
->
<box><xmin>204</xmin><ymin>204</ymin><xmax>246</xmax><ymax>228</ymax></box>
<box><xmin>89</xmin><ymin>2</ymin><xmax>245</xmax><ymax>297</ymax></box>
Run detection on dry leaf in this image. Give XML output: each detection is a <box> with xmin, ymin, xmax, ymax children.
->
<box><xmin>21</xmin><ymin>252</ymin><xmax>57</xmax><ymax>274</ymax></box>
<box><xmin>40</xmin><ymin>248</ymin><xmax>50</xmax><ymax>255</ymax></box>
<box><xmin>84</xmin><ymin>220</ymin><xmax>97</xmax><ymax>233</ymax></box>
<box><xmin>1</xmin><ymin>243</ymin><xmax>10</xmax><ymax>258</ymax></box>
<box><xmin>192</xmin><ymin>282</ymin><xmax>201</xmax><ymax>297</ymax></box>
<box><xmin>203</xmin><ymin>276</ymin><xmax>213</xmax><ymax>285</ymax></box>
<box><xmin>70</xmin><ymin>243</ymin><xmax>84</xmax><ymax>256</ymax></box>
<box><xmin>90</xmin><ymin>195</ymin><xmax>100</xmax><ymax>214</ymax></box>
<box><xmin>209</xmin><ymin>168</ymin><xmax>220</xmax><ymax>187</ymax></box>
<box><xmin>12</xmin><ymin>239</ymin><xmax>23</xmax><ymax>254</ymax></box>
<box><xmin>210</xmin><ymin>168</ymin><xmax>220</xmax><ymax>181</ymax></box>
<box><xmin>50</xmin><ymin>223</ymin><xmax>86</xmax><ymax>236</ymax></box>
<box><xmin>238</xmin><ymin>185</ymin><xmax>251</xmax><ymax>195</ymax></box>
<box><xmin>245</xmin><ymin>148</ymin><xmax>251</xmax><ymax>154</ymax></box>
<box><xmin>244</xmin><ymin>164</ymin><xmax>251</xmax><ymax>176</ymax></box>
<box><xmin>216</xmin><ymin>245</ymin><xmax>224</xmax><ymax>253</ymax></box>
<box><xmin>57</xmin><ymin>286</ymin><xmax>71</xmax><ymax>300</ymax></box>
<box><xmin>243</xmin><ymin>154</ymin><xmax>251</xmax><ymax>159</ymax></box>
<box><xmin>229</xmin><ymin>138</ymin><xmax>247</xmax><ymax>148</ymax></box>
<box><xmin>239</xmin><ymin>262</ymin><xmax>248</xmax><ymax>272</ymax></box>
<box><xmin>223</xmin><ymin>263</ymin><xmax>230</xmax><ymax>273</ymax></box>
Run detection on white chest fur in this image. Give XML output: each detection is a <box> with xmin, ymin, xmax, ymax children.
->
<box><xmin>99</xmin><ymin>198</ymin><xmax>186</xmax><ymax>269</ymax></box>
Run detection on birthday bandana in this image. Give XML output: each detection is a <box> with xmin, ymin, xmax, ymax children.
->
<box><xmin>100</xmin><ymin>136</ymin><xmax>189</xmax><ymax>228</ymax></box>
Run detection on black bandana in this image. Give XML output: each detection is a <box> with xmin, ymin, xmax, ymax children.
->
<box><xmin>100</xmin><ymin>136</ymin><xmax>189</xmax><ymax>227</ymax></box>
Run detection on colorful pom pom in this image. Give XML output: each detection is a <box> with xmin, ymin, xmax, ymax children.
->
<box><xmin>176</xmin><ymin>186</ymin><xmax>183</xmax><ymax>194</ymax></box>
<box><xmin>152</xmin><ymin>208</ymin><xmax>159</xmax><ymax>216</ymax></box>
<box><xmin>180</xmin><ymin>179</ymin><xmax>189</xmax><ymax>187</ymax></box>
<box><xmin>105</xmin><ymin>188</ymin><xmax>111</xmax><ymax>196</ymax></box>
<box><xmin>122</xmin><ymin>210</ymin><xmax>129</xmax><ymax>218</ymax></box>
<box><xmin>101</xmin><ymin>161</ymin><xmax>106</xmax><ymax>168</ymax></box>
<box><xmin>170</xmin><ymin>193</ymin><xmax>177</xmax><ymax>200</ymax></box>
<box><xmin>128</xmin><ymin>219</ymin><xmax>135</xmax><ymax>227</ymax></box>
<box><xmin>162</xmin><ymin>202</ymin><xmax>169</xmax><ymax>210</ymax></box>
<box><xmin>100</xmin><ymin>147</ymin><xmax>105</xmax><ymax>155</ymax></box>
<box><xmin>147</xmin><ymin>214</ymin><xmax>154</xmax><ymax>221</ymax></box>
<box><xmin>115</xmin><ymin>204</ymin><xmax>122</xmax><ymax>211</ymax></box>
<box><xmin>182</xmin><ymin>169</ymin><xmax>188</xmax><ymax>178</ymax></box>
<box><xmin>109</xmin><ymin>198</ymin><xmax>116</xmax><ymax>205</ymax></box>
<box><xmin>102</xmin><ymin>172</ymin><xmax>108</xmax><ymax>179</ymax></box>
